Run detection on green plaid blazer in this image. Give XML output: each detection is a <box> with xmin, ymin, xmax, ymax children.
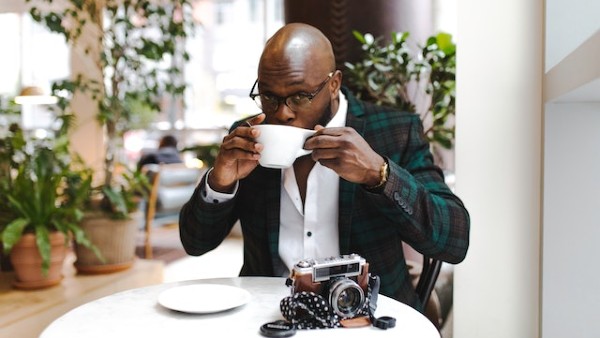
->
<box><xmin>180</xmin><ymin>87</ymin><xmax>470</xmax><ymax>311</ymax></box>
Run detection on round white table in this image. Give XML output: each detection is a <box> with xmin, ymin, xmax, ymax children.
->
<box><xmin>40</xmin><ymin>277</ymin><xmax>440</xmax><ymax>337</ymax></box>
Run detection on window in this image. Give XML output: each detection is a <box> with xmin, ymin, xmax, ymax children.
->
<box><xmin>0</xmin><ymin>11</ymin><xmax>69</xmax><ymax>131</ymax></box>
<box><xmin>181</xmin><ymin>0</ymin><xmax>283</xmax><ymax>130</ymax></box>
<box><xmin>128</xmin><ymin>0</ymin><xmax>284</xmax><ymax>164</ymax></box>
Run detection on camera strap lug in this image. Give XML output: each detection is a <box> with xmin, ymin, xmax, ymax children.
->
<box><xmin>367</xmin><ymin>275</ymin><xmax>397</xmax><ymax>330</ymax></box>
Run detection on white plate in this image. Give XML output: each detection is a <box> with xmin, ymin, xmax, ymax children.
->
<box><xmin>158</xmin><ymin>284</ymin><xmax>252</xmax><ymax>314</ymax></box>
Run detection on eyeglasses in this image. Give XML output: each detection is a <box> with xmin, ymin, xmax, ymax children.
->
<box><xmin>249</xmin><ymin>72</ymin><xmax>334</xmax><ymax>113</ymax></box>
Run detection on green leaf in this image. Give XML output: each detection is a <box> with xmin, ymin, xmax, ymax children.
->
<box><xmin>102</xmin><ymin>186</ymin><xmax>128</xmax><ymax>219</ymax></box>
<box><xmin>69</xmin><ymin>223</ymin><xmax>105</xmax><ymax>263</ymax></box>
<box><xmin>436</xmin><ymin>32</ymin><xmax>455</xmax><ymax>55</ymax></box>
<box><xmin>1</xmin><ymin>218</ymin><xmax>29</xmax><ymax>253</ymax></box>
<box><xmin>352</xmin><ymin>30</ymin><xmax>366</xmax><ymax>44</ymax></box>
<box><xmin>35</xmin><ymin>226</ymin><xmax>51</xmax><ymax>276</ymax></box>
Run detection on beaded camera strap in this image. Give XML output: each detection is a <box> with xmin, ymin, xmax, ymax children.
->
<box><xmin>278</xmin><ymin>275</ymin><xmax>395</xmax><ymax>330</ymax></box>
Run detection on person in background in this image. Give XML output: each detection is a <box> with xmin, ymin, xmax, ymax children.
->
<box><xmin>137</xmin><ymin>134</ymin><xmax>183</xmax><ymax>170</ymax></box>
<box><xmin>179</xmin><ymin>23</ymin><xmax>470</xmax><ymax>312</ymax></box>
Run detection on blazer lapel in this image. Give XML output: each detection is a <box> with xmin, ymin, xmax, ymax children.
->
<box><xmin>338</xmin><ymin>101</ymin><xmax>366</xmax><ymax>254</ymax></box>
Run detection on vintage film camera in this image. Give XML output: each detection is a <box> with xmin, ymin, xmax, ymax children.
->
<box><xmin>287</xmin><ymin>254</ymin><xmax>370</xmax><ymax>318</ymax></box>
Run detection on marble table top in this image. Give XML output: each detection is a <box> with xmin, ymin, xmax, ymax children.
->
<box><xmin>40</xmin><ymin>276</ymin><xmax>440</xmax><ymax>338</ymax></box>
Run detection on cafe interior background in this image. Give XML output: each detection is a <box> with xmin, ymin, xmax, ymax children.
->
<box><xmin>1</xmin><ymin>0</ymin><xmax>599</xmax><ymax>338</ymax></box>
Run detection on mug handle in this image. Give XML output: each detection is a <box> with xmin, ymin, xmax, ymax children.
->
<box><xmin>295</xmin><ymin>130</ymin><xmax>315</xmax><ymax>158</ymax></box>
<box><xmin>295</xmin><ymin>148</ymin><xmax>312</xmax><ymax>158</ymax></box>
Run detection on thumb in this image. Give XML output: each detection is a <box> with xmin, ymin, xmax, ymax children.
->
<box><xmin>250</xmin><ymin>113</ymin><xmax>266</xmax><ymax>126</ymax></box>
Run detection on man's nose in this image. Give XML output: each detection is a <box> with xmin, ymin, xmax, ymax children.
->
<box><xmin>272</xmin><ymin>100</ymin><xmax>296</xmax><ymax>124</ymax></box>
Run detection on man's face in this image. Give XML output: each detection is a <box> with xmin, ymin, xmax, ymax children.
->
<box><xmin>255</xmin><ymin>66</ymin><xmax>335</xmax><ymax>130</ymax></box>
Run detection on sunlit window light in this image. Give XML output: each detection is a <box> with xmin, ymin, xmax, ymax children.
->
<box><xmin>33</xmin><ymin>128</ymin><xmax>49</xmax><ymax>139</ymax></box>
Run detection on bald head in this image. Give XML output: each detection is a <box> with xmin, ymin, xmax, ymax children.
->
<box><xmin>259</xmin><ymin>23</ymin><xmax>335</xmax><ymax>77</ymax></box>
<box><xmin>254</xmin><ymin>23</ymin><xmax>341</xmax><ymax>128</ymax></box>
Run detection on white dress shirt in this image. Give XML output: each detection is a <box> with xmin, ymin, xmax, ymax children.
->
<box><xmin>203</xmin><ymin>92</ymin><xmax>349</xmax><ymax>275</ymax></box>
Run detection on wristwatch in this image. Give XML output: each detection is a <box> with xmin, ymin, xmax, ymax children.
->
<box><xmin>364</xmin><ymin>158</ymin><xmax>389</xmax><ymax>192</ymax></box>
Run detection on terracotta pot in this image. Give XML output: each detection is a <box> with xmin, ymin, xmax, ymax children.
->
<box><xmin>10</xmin><ymin>232</ymin><xmax>67</xmax><ymax>290</ymax></box>
<box><xmin>74</xmin><ymin>211</ymin><xmax>142</xmax><ymax>274</ymax></box>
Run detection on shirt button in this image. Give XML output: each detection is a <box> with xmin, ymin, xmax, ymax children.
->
<box><xmin>306</xmin><ymin>231</ymin><xmax>312</xmax><ymax>237</ymax></box>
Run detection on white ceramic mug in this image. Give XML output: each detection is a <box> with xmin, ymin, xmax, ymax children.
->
<box><xmin>254</xmin><ymin>124</ymin><xmax>316</xmax><ymax>169</ymax></box>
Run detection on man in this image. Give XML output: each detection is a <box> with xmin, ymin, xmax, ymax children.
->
<box><xmin>179</xmin><ymin>23</ymin><xmax>469</xmax><ymax>311</ymax></box>
<box><xmin>137</xmin><ymin>134</ymin><xmax>182</xmax><ymax>170</ymax></box>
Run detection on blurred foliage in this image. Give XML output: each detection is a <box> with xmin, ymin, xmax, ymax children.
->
<box><xmin>182</xmin><ymin>143</ymin><xmax>220</xmax><ymax>169</ymax></box>
<box><xmin>345</xmin><ymin>31</ymin><xmax>456</xmax><ymax>150</ymax></box>
<box><xmin>26</xmin><ymin>0</ymin><xmax>194</xmax><ymax>219</ymax></box>
<box><xmin>0</xmin><ymin>117</ymin><xmax>101</xmax><ymax>274</ymax></box>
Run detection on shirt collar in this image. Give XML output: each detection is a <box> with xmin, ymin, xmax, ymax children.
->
<box><xmin>325</xmin><ymin>91</ymin><xmax>348</xmax><ymax>128</ymax></box>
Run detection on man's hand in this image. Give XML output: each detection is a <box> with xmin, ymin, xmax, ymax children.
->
<box><xmin>305</xmin><ymin>126</ymin><xmax>384</xmax><ymax>187</ymax></box>
<box><xmin>208</xmin><ymin>114</ymin><xmax>266</xmax><ymax>192</ymax></box>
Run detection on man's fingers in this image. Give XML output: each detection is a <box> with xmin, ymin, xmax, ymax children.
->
<box><xmin>245</xmin><ymin>113</ymin><xmax>266</xmax><ymax>127</ymax></box>
<box><xmin>222</xmin><ymin>136</ymin><xmax>262</xmax><ymax>154</ymax></box>
<box><xmin>305</xmin><ymin>132</ymin><xmax>344</xmax><ymax>150</ymax></box>
<box><xmin>314</xmin><ymin>126</ymin><xmax>347</xmax><ymax>136</ymax></box>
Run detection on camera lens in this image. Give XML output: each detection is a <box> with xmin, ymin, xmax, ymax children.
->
<box><xmin>328</xmin><ymin>278</ymin><xmax>365</xmax><ymax>318</ymax></box>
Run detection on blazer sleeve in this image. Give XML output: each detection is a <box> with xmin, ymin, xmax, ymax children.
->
<box><xmin>179</xmin><ymin>173</ymin><xmax>238</xmax><ymax>256</ymax></box>
<box><xmin>365</xmin><ymin>114</ymin><xmax>470</xmax><ymax>264</ymax></box>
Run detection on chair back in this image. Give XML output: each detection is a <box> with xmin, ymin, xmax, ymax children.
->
<box><xmin>415</xmin><ymin>256</ymin><xmax>443</xmax><ymax>314</ymax></box>
<box><xmin>141</xmin><ymin>163</ymin><xmax>204</xmax><ymax>258</ymax></box>
<box><xmin>143</xmin><ymin>163</ymin><xmax>204</xmax><ymax>216</ymax></box>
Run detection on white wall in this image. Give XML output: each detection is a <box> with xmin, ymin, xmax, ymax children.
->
<box><xmin>453</xmin><ymin>1</ymin><xmax>543</xmax><ymax>337</ymax></box>
<box><xmin>545</xmin><ymin>0</ymin><xmax>600</xmax><ymax>71</ymax></box>
<box><xmin>542</xmin><ymin>0</ymin><xmax>600</xmax><ymax>337</ymax></box>
<box><xmin>455</xmin><ymin>0</ymin><xmax>599</xmax><ymax>336</ymax></box>
<box><xmin>543</xmin><ymin>103</ymin><xmax>600</xmax><ymax>338</ymax></box>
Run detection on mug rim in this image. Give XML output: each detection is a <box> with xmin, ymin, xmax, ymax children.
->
<box><xmin>253</xmin><ymin>124</ymin><xmax>314</xmax><ymax>132</ymax></box>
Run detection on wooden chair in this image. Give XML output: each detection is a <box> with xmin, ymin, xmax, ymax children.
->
<box><xmin>142</xmin><ymin>163</ymin><xmax>204</xmax><ymax>259</ymax></box>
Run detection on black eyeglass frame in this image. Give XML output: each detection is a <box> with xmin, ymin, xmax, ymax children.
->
<box><xmin>248</xmin><ymin>72</ymin><xmax>334</xmax><ymax>113</ymax></box>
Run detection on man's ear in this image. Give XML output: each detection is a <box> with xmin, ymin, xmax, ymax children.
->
<box><xmin>331</xmin><ymin>70</ymin><xmax>343</xmax><ymax>99</ymax></box>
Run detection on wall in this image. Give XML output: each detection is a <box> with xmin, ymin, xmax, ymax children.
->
<box><xmin>455</xmin><ymin>0</ymin><xmax>599</xmax><ymax>336</ymax></box>
<box><xmin>543</xmin><ymin>103</ymin><xmax>600</xmax><ymax>338</ymax></box>
<box><xmin>542</xmin><ymin>0</ymin><xmax>600</xmax><ymax>337</ymax></box>
<box><xmin>545</xmin><ymin>0</ymin><xmax>600</xmax><ymax>71</ymax></box>
<box><xmin>453</xmin><ymin>1</ymin><xmax>543</xmax><ymax>337</ymax></box>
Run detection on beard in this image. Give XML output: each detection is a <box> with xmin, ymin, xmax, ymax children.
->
<box><xmin>317</xmin><ymin>101</ymin><xmax>334</xmax><ymax>127</ymax></box>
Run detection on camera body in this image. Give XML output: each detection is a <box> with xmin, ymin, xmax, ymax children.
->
<box><xmin>288</xmin><ymin>254</ymin><xmax>370</xmax><ymax>318</ymax></box>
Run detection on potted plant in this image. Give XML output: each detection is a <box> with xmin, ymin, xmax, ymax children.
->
<box><xmin>0</xmin><ymin>97</ymin><xmax>21</xmax><ymax>272</ymax></box>
<box><xmin>26</xmin><ymin>0</ymin><xmax>193</xmax><ymax>272</ymax></box>
<box><xmin>74</xmin><ymin>166</ymin><xmax>151</xmax><ymax>273</ymax></box>
<box><xmin>344</xmin><ymin>31</ymin><xmax>456</xmax><ymax>168</ymax></box>
<box><xmin>0</xmin><ymin>115</ymin><xmax>100</xmax><ymax>289</ymax></box>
